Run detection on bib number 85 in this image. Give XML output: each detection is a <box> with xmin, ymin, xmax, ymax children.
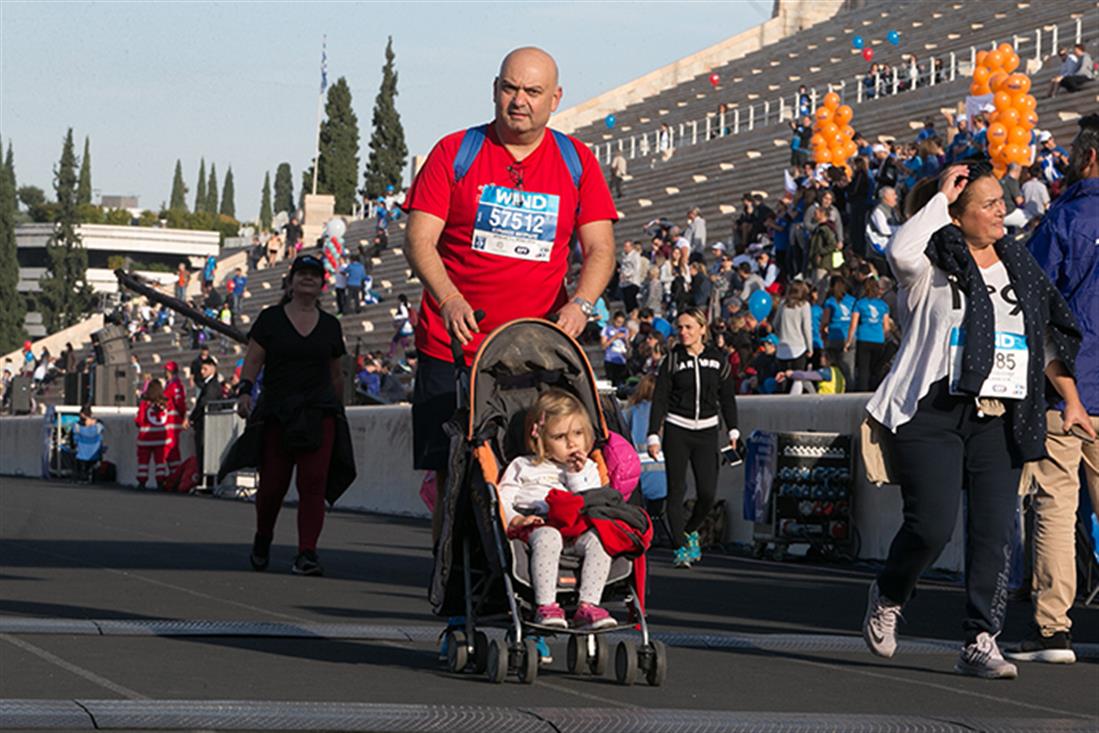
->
<box><xmin>994</xmin><ymin>352</ymin><xmax>1016</xmax><ymax>371</ymax></box>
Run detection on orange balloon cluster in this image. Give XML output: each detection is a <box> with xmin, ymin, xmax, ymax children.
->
<box><xmin>970</xmin><ymin>43</ymin><xmax>1037</xmax><ymax>175</ymax></box>
<box><xmin>811</xmin><ymin>91</ymin><xmax>857</xmax><ymax>171</ymax></box>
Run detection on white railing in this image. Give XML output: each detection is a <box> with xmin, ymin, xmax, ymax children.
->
<box><xmin>588</xmin><ymin>16</ymin><xmax>1085</xmax><ymax>164</ymax></box>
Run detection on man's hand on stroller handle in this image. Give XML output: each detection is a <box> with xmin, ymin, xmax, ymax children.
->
<box><xmin>442</xmin><ymin>294</ymin><xmax>479</xmax><ymax>346</ymax></box>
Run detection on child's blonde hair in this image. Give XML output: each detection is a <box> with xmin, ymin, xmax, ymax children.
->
<box><xmin>524</xmin><ymin>388</ymin><xmax>594</xmax><ymax>464</ymax></box>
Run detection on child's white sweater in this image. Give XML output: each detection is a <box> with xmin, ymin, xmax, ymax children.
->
<box><xmin>497</xmin><ymin>456</ymin><xmax>601</xmax><ymax>523</ymax></box>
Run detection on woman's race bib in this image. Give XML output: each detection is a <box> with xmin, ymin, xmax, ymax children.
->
<box><xmin>948</xmin><ymin>327</ymin><xmax>1028</xmax><ymax>400</ymax></box>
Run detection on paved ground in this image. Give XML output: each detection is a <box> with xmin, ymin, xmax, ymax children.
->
<box><xmin>1</xmin><ymin>477</ymin><xmax>1097</xmax><ymax>732</ymax></box>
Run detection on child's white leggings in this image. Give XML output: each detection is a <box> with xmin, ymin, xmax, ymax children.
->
<box><xmin>528</xmin><ymin>526</ymin><xmax>612</xmax><ymax>606</ymax></box>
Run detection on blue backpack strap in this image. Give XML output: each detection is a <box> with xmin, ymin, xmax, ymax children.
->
<box><xmin>452</xmin><ymin>124</ymin><xmax>488</xmax><ymax>183</ymax></box>
<box><xmin>550</xmin><ymin>129</ymin><xmax>583</xmax><ymax>188</ymax></box>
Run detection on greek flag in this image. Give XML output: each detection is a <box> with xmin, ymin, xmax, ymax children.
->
<box><xmin>320</xmin><ymin>37</ymin><xmax>328</xmax><ymax>94</ymax></box>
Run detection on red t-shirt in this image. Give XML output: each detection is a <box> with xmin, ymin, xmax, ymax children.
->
<box><xmin>404</xmin><ymin>124</ymin><xmax>617</xmax><ymax>361</ymax></box>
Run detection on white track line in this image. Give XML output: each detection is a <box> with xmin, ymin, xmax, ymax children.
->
<box><xmin>0</xmin><ymin>634</ymin><xmax>145</xmax><ymax>700</ymax></box>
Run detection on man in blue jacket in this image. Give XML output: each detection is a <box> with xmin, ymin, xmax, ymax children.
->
<box><xmin>1010</xmin><ymin>114</ymin><xmax>1099</xmax><ymax>665</ymax></box>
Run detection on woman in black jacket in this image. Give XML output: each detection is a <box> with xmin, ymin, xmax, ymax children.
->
<box><xmin>647</xmin><ymin>308</ymin><xmax>739</xmax><ymax>568</ymax></box>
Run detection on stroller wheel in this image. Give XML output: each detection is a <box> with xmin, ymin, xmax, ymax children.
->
<box><xmin>590</xmin><ymin>634</ymin><xmax>609</xmax><ymax>676</ymax></box>
<box><xmin>645</xmin><ymin>639</ymin><xmax>668</xmax><ymax>687</ymax></box>
<box><xmin>566</xmin><ymin>634</ymin><xmax>588</xmax><ymax>674</ymax></box>
<box><xmin>486</xmin><ymin>640</ymin><xmax>508</xmax><ymax>684</ymax></box>
<box><xmin>614</xmin><ymin>640</ymin><xmax>638</xmax><ymax>686</ymax></box>
<box><xmin>445</xmin><ymin>631</ymin><xmax>467</xmax><ymax>673</ymax></box>
<box><xmin>518</xmin><ymin>638</ymin><xmax>539</xmax><ymax>684</ymax></box>
<box><xmin>471</xmin><ymin>631</ymin><xmax>489</xmax><ymax>675</ymax></box>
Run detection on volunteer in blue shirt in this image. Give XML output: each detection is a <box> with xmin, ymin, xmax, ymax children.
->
<box><xmin>820</xmin><ymin>275</ymin><xmax>856</xmax><ymax>384</ymax></box>
<box><xmin>845</xmin><ymin>278</ymin><xmax>892</xmax><ymax>391</ymax></box>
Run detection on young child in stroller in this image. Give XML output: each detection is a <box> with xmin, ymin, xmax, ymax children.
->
<box><xmin>498</xmin><ymin>389</ymin><xmax>617</xmax><ymax>632</ymax></box>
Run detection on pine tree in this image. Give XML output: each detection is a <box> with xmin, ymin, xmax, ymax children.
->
<box><xmin>259</xmin><ymin>172</ymin><xmax>272</xmax><ymax>230</ymax></box>
<box><xmin>38</xmin><ymin>129</ymin><xmax>93</xmax><ymax>333</ymax></box>
<box><xmin>219</xmin><ymin>166</ymin><xmax>235</xmax><ymax>218</ymax></box>
<box><xmin>169</xmin><ymin>159</ymin><xmax>188</xmax><ymax>211</ymax></box>
<box><xmin>76</xmin><ymin>136</ymin><xmax>92</xmax><ymax>205</ymax></box>
<box><xmin>315</xmin><ymin>77</ymin><xmax>360</xmax><ymax>214</ymax></box>
<box><xmin>194</xmin><ymin>158</ymin><xmax>207</xmax><ymax>213</ymax></box>
<box><xmin>363</xmin><ymin>37</ymin><xmax>408</xmax><ymax>200</ymax></box>
<box><xmin>0</xmin><ymin>140</ymin><xmax>27</xmax><ymax>351</ymax></box>
<box><xmin>206</xmin><ymin>163</ymin><xmax>218</xmax><ymax>216</ymax></box>
<box><xmin>273</xmin><ymin>162</ymin><xmax>294</xmax><ymax>216</ymax></box>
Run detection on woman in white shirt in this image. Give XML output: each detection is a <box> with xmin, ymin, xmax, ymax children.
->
<box><xmin>861</xmin><ymin>163</ymin><xmax>1085</xmax><ymax>680</ymax></box>
<box><xmin>772</xmin><ymin>281</ymin><xmax>814</xmax><ymax>375</ymax></box>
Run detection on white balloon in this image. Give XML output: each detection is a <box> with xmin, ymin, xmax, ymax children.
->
<box><xmin>325</xmin><ymin>217</ymin><xmax>347</xmax><ymax>240</ymax></box>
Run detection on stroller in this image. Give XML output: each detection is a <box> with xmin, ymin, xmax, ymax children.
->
<box><xmin>430</xmin><ymin>317</ymin><xmax>666</xmax><ymax>686</ymax></box>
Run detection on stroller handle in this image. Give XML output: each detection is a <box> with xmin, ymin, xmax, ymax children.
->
<box><xmin>449</xmin><ymin>309</ymin><xmax>486</xmax><ymax>368</ymax></box>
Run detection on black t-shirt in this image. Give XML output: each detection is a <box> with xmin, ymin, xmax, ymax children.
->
<box><xmin>248</xmin><ymin>305</ymin><xmax>346</xmax><ymax>405</ymax></box>
<box><xmin>285</xmin><ymin>222</ymin><xmax>302</xmax><ymax>246</ymax></box>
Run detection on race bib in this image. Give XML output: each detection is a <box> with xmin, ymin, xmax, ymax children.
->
<box><xmin>472</xmin><ymin>185</ymin><xmax>559</xmax><ymax>262</ymax></box>
<box><xmin>948</xmin><ymin>328</ymin><xmax>1028</xmax><ymax>400</ymax></box>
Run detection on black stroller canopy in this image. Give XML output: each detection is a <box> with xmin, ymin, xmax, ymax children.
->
<box><xmin>468</xmin><ymin>319</ymin><xmax>607</xmax><ymax>458</ymax></box>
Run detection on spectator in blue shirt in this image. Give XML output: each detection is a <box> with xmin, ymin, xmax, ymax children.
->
<box><xmin>809</xmin><ymin>290</ymin><xmax>824</xmax><ymax>358</ymax></box>
<box><xmin>1037</xmin><ymin>131</ymin><xmax>1070</xmax><ymax>184</ymax></box>
<box><xmin>845</xmin><ymin>278</ymin><xmax>893</xmax><ymax>392</ymax></box>
<box><xmin>602</xmin><ymin>311</ymin><xmax>630</xmax><ymax>386</ymax></box>
<box><xmin>72</xmin><ymin>407</ymin><xmax>104</xmax><ymax>482</ymax></box>
<box><xmin>343</xmin><ymin>256</ymin><xmax>367</xmax><ymax>314</ymax></box>
<box><xmin>203</xmin><ymin>255</ymin><xmax>217</xmax><ymax>286</ymax></box>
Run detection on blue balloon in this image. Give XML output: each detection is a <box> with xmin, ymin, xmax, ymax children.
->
<box><xmin>748</xmin><ymin>290</ymin><xmax>773</xmax><ymax>322</ymax></box>
<box><xmin>852</xmin><ymin>35</ymin><xmax>865</xmax><ymax>50</ymax></box>
<box><xmin>604</xmin><ymin>114</ymin><xmax>617</xmax><ymax>129</ymax></box>
<box><xmin>886</xmin><ymin>30</ymin><xmax>900</xmax><ymax>46</ymax></box>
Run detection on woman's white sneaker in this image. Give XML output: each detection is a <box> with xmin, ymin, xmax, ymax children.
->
<box><xmin>862</xmin><ymin>581</ymin><xmax>902</xmax><ymax>658</ymax></box>
<box><xmin>955</xmin><ymin>632</ymin><xmax>1018</xmax><ymax>679</ymax></box>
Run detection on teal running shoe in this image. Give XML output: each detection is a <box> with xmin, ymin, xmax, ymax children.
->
<box><xmin>686</xmin><ymin>531</ymin><xmax>702</xmax><ymax>563</ymax></box>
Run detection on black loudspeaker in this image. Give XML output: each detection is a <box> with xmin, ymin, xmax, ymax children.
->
<box><xmin>10</xmin><ymin>376</ymin><xmax>32</xmax><ymax>414</ymax></box>
<box><xmin>94</xmin><ymin>364</ymin><xmax>135</xmax><ymax>407</ymax></box>
<box><xmin>64</xmin><ymin>372</ymin><xmax>90</xmax><ymax>406</ymax></box>
<box><xmin>91</xmin><ymin>325</ymin><xmax>130</xmax><ymax>365</ymax></box>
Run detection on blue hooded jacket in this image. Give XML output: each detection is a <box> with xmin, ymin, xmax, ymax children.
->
<box><xmin>1028</xmin><ymin>177</ymin><xmax>1099</xmax><ymax>414</ymax></box>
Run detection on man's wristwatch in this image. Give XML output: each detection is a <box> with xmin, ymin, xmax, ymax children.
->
<box><xmin>570</xmin><ymin>297</ymin><xmax>594</xmax><ymax>317</ymax></box>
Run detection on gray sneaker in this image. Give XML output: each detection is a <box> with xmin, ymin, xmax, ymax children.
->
<box><xmin>955</xmin><ymin>632</ymin><xmax>1018</xmax><ymax>679</ymax></box>
<box><xmin>862</xmin><ymin>581</ymin><xmax>902</xmax><ymax>658</ymax></box>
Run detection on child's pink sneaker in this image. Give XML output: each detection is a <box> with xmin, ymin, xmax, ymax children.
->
<box><xmin>534</xmin><ymin>603</ymin><xmax>568</xmax><ymax>628</ymax></box>
<box><xmin>572</xmin><ymin>604</ymin><xmax>616</xmax><ymax>631</ymax></box>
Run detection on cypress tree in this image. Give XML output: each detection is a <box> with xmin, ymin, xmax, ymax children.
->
<box><xmin>206</xmin><ymin>163</ymin><xmax>218</xmax><ymax>216</ymax></box>
<box><xmin>169</xmin><ymin>159</ymin><xmax>188</xmax><ymax>211</ymax></box>
<box><xmin>76</xmin><ymin>135</ymin><xmax>92</xmax><ymax>205</ymax></box>
<box><xmin>194</xmin><ymin>158</ymin><xmax>207</xmax><ymax>213</ymax></box>
<box><xmin>220</xmin><ymin>166</ymin><xmax>235</xmax><ymax>218</ymax></box>
<box><xmin>38</xmin><ymin>129</ymin><xmax>93</xmax><ymax>333</ymax></box>
<box><xmin>259</xmin><ymin>172</ymin><xmax>272</xmax><ymax>230</ymax></box>
<box><xmin>363</xmin><ymin>37</ymin><xmax>408</xmax><ymax>199</ymax></box>
<box><xmin>315</xmin><ymin>77</ymin><xmax>360</xmax><ymax>214</ymax></box>
<box><xmin>0</xmin><ymin>140</ymin><xmax>26</xmax><ymax>352</ymax></box>
<box><xmin>273</xmin><ymin>162</ymin><xmax>293</xmax><ymax>216</ymax></box>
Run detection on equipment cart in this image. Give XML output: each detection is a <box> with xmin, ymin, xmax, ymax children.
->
<box><xmin>744</xmin><ymin>430</ymin><xmax>856</xmax><ymax>562</ymax></box>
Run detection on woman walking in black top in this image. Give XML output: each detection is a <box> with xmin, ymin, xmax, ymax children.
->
<box><xmin>647</xmin><ymin>308</ymin><xmax>740</xmax><ymax>568</ymax></box>
<box><xmin>236</xmin><ymin>254</ymin><xmax>347</xmax><ymax>576</ymax></box>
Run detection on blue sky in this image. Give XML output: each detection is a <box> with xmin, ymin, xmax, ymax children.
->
<box><xmin>0</xmin><ymin>1</ymin><xmax>770</xmax><ymax>220</ymax></box>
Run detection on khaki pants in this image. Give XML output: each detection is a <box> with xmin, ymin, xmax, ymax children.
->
<box><xmin>1027</xmin><ymin>411</ymin><xmax>1099</xmax><ymax>634</ymax></box>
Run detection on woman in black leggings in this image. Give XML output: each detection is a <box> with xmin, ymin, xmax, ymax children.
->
<box><xmin>647</xmin><ymin>308</ymin><xmax>739</xmax><ymax>568</ymax></box>
<box><xmin>861</xmin><ymin>164</ymin><xmax>1084</xmax><ymax>680</ymax></box>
